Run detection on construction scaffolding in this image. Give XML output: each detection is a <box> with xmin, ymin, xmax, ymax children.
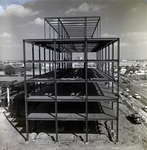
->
<box><xmin>23</xmin><ymin>16</ymin><xmax>120</xmax><ymax>142</ymax></box>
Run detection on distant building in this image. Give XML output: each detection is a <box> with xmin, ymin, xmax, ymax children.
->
<box><xmin>120</xmin><ymin>68</ymin><xmax>126</xmax><ymax>75</ymax></box>
<box><xmin>122</xmin><ymin>60</ymin><xmax>127</xmax><ymax>62</ymax></box>
<box><xmin>72</xmin><ymin>62</ymin><xmax>96</xmax><ymax>68</ymax></box>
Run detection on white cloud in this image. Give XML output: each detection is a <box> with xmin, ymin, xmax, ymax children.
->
<box><xmin>130</xmin><ymin>8</ymin><xmax>137</xmax><ymax>12</ymax></box>
<box><xmin>27</xmin><ymin>33</ymin><xmax>37</xmax><ymax>38</ymax></box>
<box><xmin>2</xmin><ymin>43</ymin><xmax>21</xmax><ymax>48</ymax></box>
<box><xmin>66</xmin><ymin>2</ymin><xmax>107</xmax><ymax>14</ymax></box>
<box><xmin>27</xmin><ymin>17</ymin><xmax>44</xmax><ymax>26</ymax></box>
<box><xmin>0</xmin><ymin>4</ymin><xmax>39</xmax><ymax>17</ymax></box>
<box><xmin>0</xmin><ymin>32</ymin><xmax>12</xmax><ymax>38</ymax></box>
<box><xmin>0</xmin><ymin>36</ymin><xmax>21</xmax><ymax>57</ymax></box>
<box><xmin>28</xmin><ymin>2</ymin><xmax>35</xmax><ymax>5</ymax></box>
<box><xmin>101</xmin><ymin>33</ymin><xmax>117</xmax><ymax>38</ymax></box>
<box><xmin>120</xmin><ymin>32</ymin><xmax>147</xmax><ymax>48</ymax></box>
<box><xmin>18</xmin><ymin>18</ymin><xmax>44</xmax><ymax>28</ymax></box>
<box><xmin>121</xmin><ymin>32</ymin><xmax>147</xmax><ymax>40</ymax></box>
<box><xmin>34</xmin><ymin>18</ymin><xmax>44</xmax><ymax>26</ymax></box>
<box><xmin>136</xmin><ymin>41</ymin><xmax>147</xmax><ymax>47</ymax></box>
<box><xmin>120</xmin><ymin>43</ymin><xmax>131</xmax><ymax>48</ymax></box>
<box><xmin>0</xmin><ymin>5</ymin><xmax>4</xmax><ymax>14</ymax></box>
<box><xmin>78</xmin><ymin>3</ymin><xmax>89</xmax><ymax>12</ymax></box>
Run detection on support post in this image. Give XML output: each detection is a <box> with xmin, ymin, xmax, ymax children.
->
<box><xmin>116</xmin><ymin>39</ymin><xmax>120</xmax><ymax>142</ymax></box>
<box><xmin>44</xmin><ymin>19</ymin><xmax>46</xmax><ymax>39</ymax></box>
<box><xmin>84</xmin><ymin>39</ymin><xmax>88</xmax><ymax>143</ymax></box>
<box><xmin>39</xmin><ymin>46</ymin><xmax>41</xmax><ymax>76</ymax></box>
<box><xmin>44</xmin><ymin>48</ymin><xmax>46</xmax><ymax>74</ymax></box>
<box><xmin>54</xmin><ymin>40</ymin><xmax>58</xmax><ymax>142</ymax></box>
<box><xmin>112</xmin><ymin>43</ymin><xmax>114</xmax><ymax>93</ymax></box>
<box><xmin>49</xmin><ymin>49</ymin><xmax>51</xmax><ymax>72</ymax></box>
<box><xmin>105</xmin><ymin>47</ymin><xmax>107</xmax><ymax>74</ymax></box>
<box><xmin>32</xmin><ymin>44</ymin><xmax>35</xmax><ymax>77</ymax></box>
<box><xmin>7</xmin><ymin>87</ymin><xmax>10</xmax><ymax>108</ymax></box>
<box><xmin>23</xmin><ymin>40</ymin><xmax>29</xmax><ymax>141</ymax></box>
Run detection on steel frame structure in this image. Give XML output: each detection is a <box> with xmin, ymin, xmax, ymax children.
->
<box><xmin>23</xmin><ymin>16</ymin><xmax>120</xmax><ymax>142</ymax></box>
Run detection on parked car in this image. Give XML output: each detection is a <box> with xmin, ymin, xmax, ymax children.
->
<box><xmin>142</xmin><ymin>106</ymin><xmax>147</xmax><ymax>113</ymax></box>
<box><xmin>129</xmin><ymin>112</ymin><xmax>142</xmax><ymax>124</ymax></box>
<box><xmin>122</xmin><ymin>91</ymin><xmax>129</xmax><ymax>97</ymax></box>
<box><xmin>127</xmin><ymin>94</ymin><xmax>132</xmax><ymax>99</ymax></box>
<box><xmin>124</xmin><ymin>92</ymin><xmax>129</xmax><ymax>97</ymax></box>
<box><xmin>125</xmin><ymin>88</ymin><xmax>129</xmax><ymax>92</ymax></box>
<box><xmin>133</xmin><ymin>93</ymin><xmax>141</xmax><ymax>99</ymax></box>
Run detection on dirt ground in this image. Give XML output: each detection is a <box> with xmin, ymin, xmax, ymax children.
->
<box><xmin>0</xmin><ymin>102</ymin><xmax>147</xmax><ymax>150</ymax></box>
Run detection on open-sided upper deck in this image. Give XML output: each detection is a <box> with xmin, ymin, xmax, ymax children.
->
<box><xmin>44</xmin><ymin>16</ymin><xmax>101</xmax><ymax>39</ymax></box>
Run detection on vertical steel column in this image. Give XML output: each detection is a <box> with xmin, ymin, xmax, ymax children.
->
<box><xmin>98</xmin><ymin>51</ymin><xmax>100</xmax><ymax>70</ymax></box>
<box><xmin>100</xmin><ymin>50</ymin><xmax>101</xmax><ymax>71</ymax></box>
<box><xmin>58</xmin><ymin>18</ymin><xmax>60</xmax><ymax>39</ymax></box>
<box><xmin>112</xmin><ymin>43</ymin><xmax>114</xmax><ymax>93</ymax></box>
<box><xmin>39</xmin><ymin>46</ymin><xmax>41</xmax><ymax>76</ymax></box>
<box><xmin>32</xmin><ymin>45</ymin><xmax>35</xmax><ymax>93</ymax></box>
<box><xmin>61</xmin><ymin>25</ymin><xmax>63</xmax><ymax>38</ymax></box>
<box><xmin>64</xmin><ymin>51</ymin><xmax>65</xmax><ymax>70</ymax></box>
<box><xmin>84</xmin><ymin>17</ymin><xmax>88</xmax><ymax>142</ymax></box>
<box><xmin>96</xmin><ymin>51</ymin><xmax>98</xmax><ymax>69</ymax></box>
<box><xmin>70</xmin><ymin>52</ymin><xmax>72</xmax><ymax>68</ymax></box>
<box><xmin>32</xmin><ymin>44</ymin><xmax>35</xmax><ymax>77</ymax></box>
<box><xmin>102</xmin><ymin>48</ymin><xmax>104</xmax><ymax>72</ymax></box>
<box><xmin>54</xmin><ymin>40</ymin><xmax>58</xmax><ymax>142</ymax></box>
<box><xmin>83</xmin><ymin>17</ymin><xmax>88</xmax><ymax>142</ymax></box>
<box><xmin>66</xmin><ymin>52</ymin><xmax>68</xmax><ymax>69</ymax></box>
<box><xmin>108</xmin><ymin>45</ymin><xmax>110</xmax><ymax>76</ymax></box>
<box><xmin>116</xmin><ymin>39</ymin><xmax>120</xmax><ymax>142</ymax></box>
<box><xmin>49</xmin><ymin>25</ymin><xmax>51</xmax><ymax>39</ymax></box>
<box><xmin>62</xmin><ymin>49</ymin><xmax>64</xmax><ymax>71</ymax></box>
<box><xmin>52</xmin><ymin>50</ymin><xmax>54</xmax><ymax>72</ymax></box>
<box><xmin>23</xmin><ymin>40</ymin><xmax>29</xmax><ymax>141</ymax></box>
<box><xmin>108</xmin><ymin>46</ymin><xmax>110</xmax><ymax>89</ymax></box>
<box><xmin>49</xmin><ymin>49</ymin><xmax>51</xmax><ymax>72</ymax></box>
<box><xmin>64</xmin><ymin>51</ymin><xmax>65</xmax><ymax>69</ymax></box>
<box><xmin>63</xmin><ymin>29</ymin><xmax>65</xmax><ymax>39</ymax></box>
<box><xmin>111</xmin><ymin>43</ymin><xmax>114</xmax><ymax>131</ymax></box>
<box><xmin>99</xmin><ymin>17</ymin><xmax>101</xmax><ymax>38</ymax></box>
<box><xmin>100</xmin><ymin>49</ymin><xmax>102</xmax><ymax>70</ymax></box>
<box><xmin>64</xmin><ymin>30</ymin><xmax>66</xmax><ymax>39</ymax></box>
<box><xmin>99</xmin><ymin>50</ymin><xmax>101</xmax><ymax>71</ymax></box>
<box><xmin>58</xmin><ymin>47</ymin><xmax>60</xmax><ymax>71</ymax></box>
<box><xmin>97</xmin><ymin>25</ymin><xmax>98</xmax><ymax>38</ymax></box>
<box><xmin>84</xmin><ymin>39</ymin><xmax>88</xmax><ymax>143</ymax></box>
<box><xmin>84</xmin><ymin>17</ymin><xmax>87</xmax><ymax>38</ymax></box>
<box><xmin>97</xmin><ymin>17</ymin><xmax>100</xmax><ymax>38</ymax></box>
<box><xmin>44</xmin><ymin>19</ymin><xmax>46</xmax><ymax>39</ymax></box>
<box><xmin>105</xmin><ymin>47</ymin><xmax>107</xmax><ymax>74</ymax></box>
<box><xmin>44</xmin><ymin>48</ymin><xmax>46</xmax><ymax>74</ymax></box>
<box><xmin>53</xmin><ymin>29</ymin><xmax>55</xmax><ymax>38</ymax></box>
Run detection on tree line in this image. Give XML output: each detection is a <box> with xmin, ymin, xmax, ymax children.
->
<box><xmin>0</xmin><ymin>64</ymin><xmax>15</xmax><ymax>75</ymax></box>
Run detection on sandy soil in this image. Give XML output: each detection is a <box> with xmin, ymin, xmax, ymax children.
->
<box><xmin>0</xmin><ymin>102</ymin><xmax>147</xmax><ymax>150</ymax></box>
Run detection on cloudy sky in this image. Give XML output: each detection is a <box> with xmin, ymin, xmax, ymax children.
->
<box><xmin>0</xmin><ymin>0</ymin><xmax>147</xmax><ymax>60</ymax></box>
